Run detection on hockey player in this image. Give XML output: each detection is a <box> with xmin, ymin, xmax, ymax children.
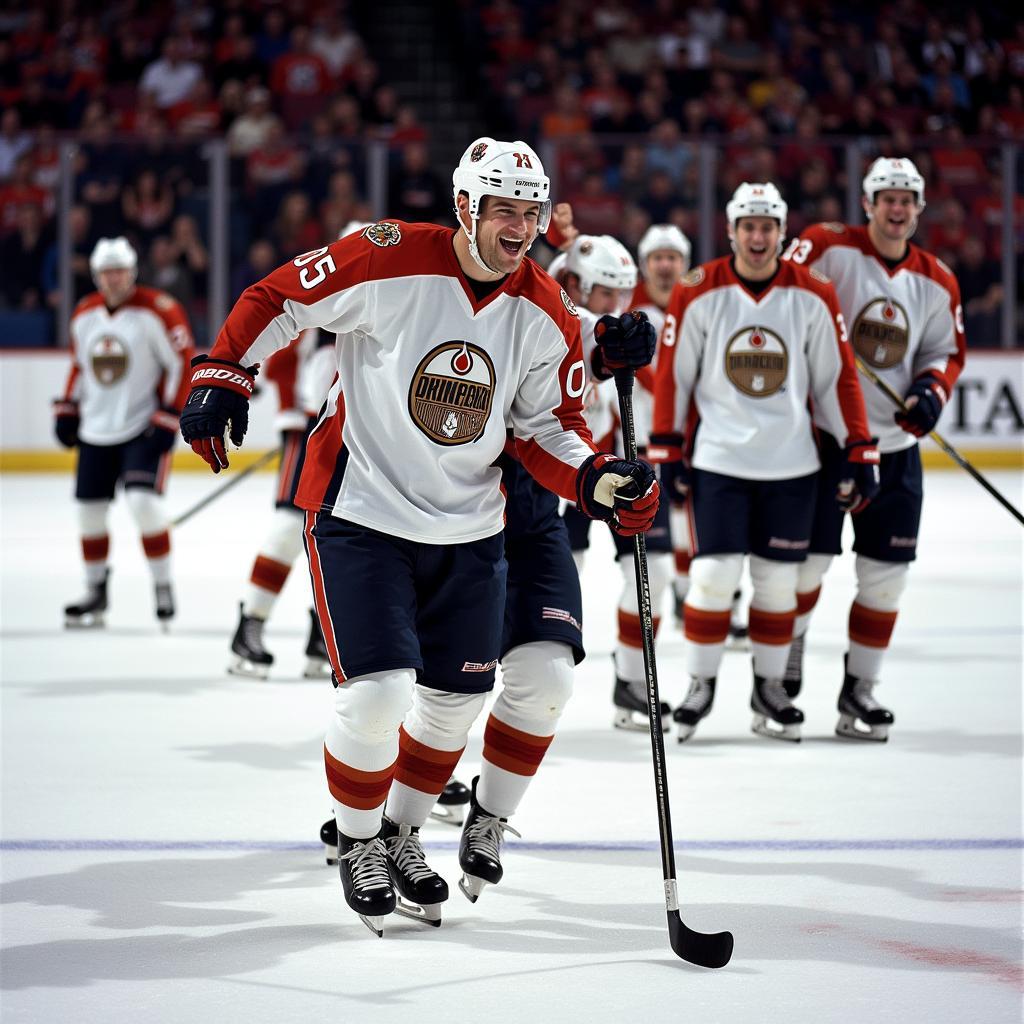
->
<box><xmin>781</xmin><ymin>158</ymin><xmax>966</xmax><ymax>740</ymax></box>
<box><xmin>651</xmin><ymin>182</ymin><xmax>878</xmax><ymax>743</ymax></box>
<box><xmin>56</xmin><ymin>236</ymin><xmax>194</xmax><ymax>628</ymax></box>
<box><xmin>179</xmin><ymin>137</ymin><xmax>659</xmax><ymax>936</ymax></box>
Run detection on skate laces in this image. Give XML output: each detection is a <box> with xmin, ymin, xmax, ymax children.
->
<box><xmin>385</xmin><ymin>829</ymin><xmax>436</xmax><ymax>884</ymax></box>
<box><xmin>681</xmin><ymin>678</ymin><xmax>712</xmax><ymax>713</ymax></box>
<box><xmin>339</xmin><ymin>837</ymin><xmax>391</xmax><ymax>889</ymax></box>
<box><xmin>851</xmin><ymin>678</ymin><xmax>882</xmax><ymax>711</ymax></box>
<box><xmin>465</xmin><ymin>814</ymin><xmax>521</xmax><ymax>861</ymax></box>
<box><xmin>242</xmin><ymin>615</ymin><xmax>265</xmax><ymax>648</ymax></box>
<box><xmin>155</xmin><ymin>583</ymin><xmax>173</xmax><ymax>609</ymax></box>
<box><xmin>784</xmin><ymin>636</ymin><xmax>804</xmax><ymax>678</ymax></box>
<box><xmin>757</xmin><ymin>677</ymin><xmax>794</xmax><ymax>712</ymax></box>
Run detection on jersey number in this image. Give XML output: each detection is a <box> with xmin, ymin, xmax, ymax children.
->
<box><xmin>835</xmin><ymin>312</ymin><xmax>849</xmax><ymax>342</ymax></box>
<box><xmin>294</xmin><ymin>247</ymin><xmax>337</xmax><ymax>290</ymax></box>
<box><xmin>782</xmin><ymin>238</ymin><xmax>813</xmax><ymax>264</ymax></box>
<box><xmin>661</xmin><ymin>313</ymin><xmax>678</xmax><ymax>349</ymax></box>
<box><xmin>565</xmin><ymin>359</ymin><xmax>586</xmax><ymax>399</ymax></box>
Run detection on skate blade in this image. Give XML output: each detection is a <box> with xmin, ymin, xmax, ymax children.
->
<box><xmin>65</xmin><ymin>614</ymin><xmax>105</xmax><ymax>629</ymax></box>
<box><xmin>394</xmin><ymin>897</ymin><xmax>442</xmax><ymax>927</ymax></box>
<box><xmin>751</xmin><ymin>713</ymin><xmax>801</xmax><ymax>743</ymax></box>
<box><xmin>676</xmin><ymin>722</ymin><xmax>698</xmax><ymax>743</ymax></box>
<box><xmin>458</xmin><ymin>873</ymin><xmax>488</xmax><ymax>904</ymax></box>
<box><xmin>227</xmin><ymin>657</ymin><xmax>270</xmax><ymax>680</ymax></box>
<box><xmin>358</xmin><ymin>914</ymin><xmax>386</xmax><ymax>938</ymax></box>
<box><xmin>428</xmin><ymin>804</ymin><xmax>465</xmax><ymax>827</ymax></box>
<box><xmin>302</xmin><ymin>657</ymin><xmax>332</xmax><ymax>679</ymax></box>
<box><xmin>158</xmin><ymin>620</ymin><xmax>172</xmax><ymax>634</ymax></box>
<box><xmin>324</xmin><ymin>842</ymin><xmax>338</xmax><ymax>865</ymax></box>
<box><xmin>835</xmin><ymin>714</ymin><xmax>889</xmax><ymax>742</ymax></box>
<box><xmin>612</xmin><ymin>709</ymin><xmax>670</xmax><ymax>733</ymax></box>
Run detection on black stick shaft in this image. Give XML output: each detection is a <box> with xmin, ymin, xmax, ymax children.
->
<box><xmin>855</xmin><ymin>359</ymin><xmax>1024</xmax><ymax>527</ymax></box>
<box><xmin>171</xmin><ymin>448</ymin><xmax>279</xmax><ymax>527</ymax></box>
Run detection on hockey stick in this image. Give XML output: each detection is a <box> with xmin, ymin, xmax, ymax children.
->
<box><xmin>171</xmin><ymin>448</ymin><xmax>279</xmax><ymax>527</ymax></box>
<box><xmin>855</xmin><ymin>358</ymin><xmax>1024</xmax><ymax>527</ymax></box>
<box><xmin>612</xmin><ymin>365</ymin><xmax>734</xmax><ymax>970</ymax></box>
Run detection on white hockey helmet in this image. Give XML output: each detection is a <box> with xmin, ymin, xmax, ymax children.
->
<box><xmin>546</xmin><ymin>251</ymin><xmax>569</xmax><ymax>282</ymax></box>
<box><xmin>861</xmin><ymin>156</ymin><xmax>926</xmax><ymax>208</ymax></box>
<box><xmin>726</xmin><ymin>182</ymin><xmax>788</xmax><ymax>237</ymax></box>
<box><xmin>564</xmin><ymin>234</ymin><xmax>638</xmax><ymax>303</ymax></box>
<box><xmin>452</xmin><ymin>136</ymin><xmax>552</xmax><ymax>273</ymax></box>
<box><xmin>637</xmin><ymin>224</ymin><xmax>692</xmax><ymax>277</ymax></box>
<box><xmin>339</xmin><ymin>220</ymin><xmax>371</xmax><ymax>239</ymax></box>
<box><xmin>89</xmin><ymin>236</ymin><xmax>138</xmax><ymax>279</ymax></box>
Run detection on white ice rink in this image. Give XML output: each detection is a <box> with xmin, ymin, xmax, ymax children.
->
<box><xmin>1</xmin><ymin>467</ymin><xmax>1021</xmax><ymax>1023</ymax></box>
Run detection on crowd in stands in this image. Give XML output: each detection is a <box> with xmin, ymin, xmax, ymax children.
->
<box><xmin>0</xmin><ymin>1</ymin><xmax>1021</xmax><ymax>346</ymax></box>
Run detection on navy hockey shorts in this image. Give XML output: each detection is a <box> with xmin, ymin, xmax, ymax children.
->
<box><xmin>810</xmin><ymin>432</ymin><xmax>923</xmax><ymax>563</ymax></box>
<box><xmin>274</xmin><ymin>418</ymin><xmax>316</xmax><ymax>510</ymax></box>
<box><xmin>304</xmin><ymin>511</ymin><xmax>507</xmax><ymax>693</ymax></box>
<box><xmin>75</xmin><ymin>433</ymin><xmax>170</xmax><ymax>500</ymax></box>
<box><xmin>561</xmin><ymin>503</ymin><xmax>592</xmax><ymax>551</ymax></box>
<box><xmin>689</xmin><ymin>467</ymin><xmax>817</xmax><ymax>562</ymax></box>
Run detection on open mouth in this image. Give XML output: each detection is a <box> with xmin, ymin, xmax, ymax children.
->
<box><xmin>499</xmin><ymin>236</ymin><xmax>524</xmax><ymax>256</ymax></box>
<box><xmin>748</xmin><ymin>245</ymin><xmax>768</xmax><ymax>257</ymax></box>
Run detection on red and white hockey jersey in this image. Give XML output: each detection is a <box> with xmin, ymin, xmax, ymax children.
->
<box><xmin>627</xmin><ymin>279</ymin><xmax>671</xmax><ymax>450</ymax></box>
<box><xmin>652</xmin><ymin>257</ymin><xmax>871</xmax><ymax>480</ymax></box>
<box><xmin>63</xmin><ymin>286</ymin><xmax>193</xmax><ymax>445</ymax></box>
<box><xmin>785</xmin><ymin>223</ymin><xmax>966</xmax><ymax>453</ymax></box>
<box><xmin>207</xmin><ymin>221</ymin><xmax>595</xmax><ymax>544</ymax></box>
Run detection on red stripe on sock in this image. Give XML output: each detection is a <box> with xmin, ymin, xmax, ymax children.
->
<box><xmin>142</xmin><ymin>530</ymin><xmax>170</xmax><ymax>559</ymax></box>
<box><xmin>618</xmin><ymin>609</ymin><xmax>643</xmax><ymax>648</ymax></box>
<box><xmin>683</xmin><ymin>605</ymin><xmax>730</xmax><ymax>645</ymax></box>
<box><xmin>324</xmin><ymin>745</ymin><xmax>396</xmax><ymax>810</ymax></box>
<box><xmin>82</xmin><ymin>535</ymin><xmax>109</xmax><ymax>563</ymax></box>
<box><xmin>482</xmin><ymin>715</ymin><xmax>554</xmax><ymax>777</ymax></box>
<box><xmin>796</xmin><ymin>586</ymin><xmax>821</xmax><ymax>616</ymax></box>
<box><xmin>748</xmin><ymin>606</ymin><xmax>796</xmax><ymax>645</ymax></box>
<box><xmin>393</xmin><ymin>726</ymin><xmax>464</xmax><ymax>794</ymax></box>
<box><xmin>674</xmin><ymin>549</ymin><xmax>692</xmax><ymax>574</ymax></box>
<box><xmin>849</xmin><ymin>602</ymin><xmax>898</xmax><ymax>649</ymax></box>
<box><xmin>250</xmin><ymin>555</ymin><xmax>291</xmax><ymax>594</ymax></box>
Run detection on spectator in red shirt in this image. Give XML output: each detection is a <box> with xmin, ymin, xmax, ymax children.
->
<box><xmin>0</xmin><ymin>153</ymin><xmax>51</xmax><ymax>234</ymax></box>
<box><xmin>271</xmin><ymin>25</ymin><xmax>331</xmax><ymax>129</ymax></box>
<box><xmin>168</xmin><ymin>80</ymin><xmax>222</xmax><ymax>137</ymax></box>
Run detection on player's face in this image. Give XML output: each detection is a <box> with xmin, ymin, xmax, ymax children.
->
<box><xmin>646</xmin><ymin>249</ymin><xmax>687</xmax><ymax>291</ymax></box>
<box><xmin>96</xmin><ymin>268</ymin><xmax>135</xmax><ymax>306</ymax></box>
<box><xmin>586</xmin><ymin>283</ymin><xmax>623</xmax><ymax>315</ymax></box>
<box><xmin>867</xmin><ymin>189</ymin><xmax>921</xmax><ymax>242</ymax></box>
<box><xmin>475</xmin><ymin>196</ymin><xmax>542</xmax><ymax>275</ymax></box>
<box><xmin>732</xmin><ymin>217</ymin><xmax>780</xmax><ymax>274</ymax></box>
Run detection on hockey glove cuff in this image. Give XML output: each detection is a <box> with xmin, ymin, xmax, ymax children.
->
<box><xmin>53</xmin><ymin>399</ymin><xmax>80</xmax><ymax>449</ymax></box>
<box><xmin>895</xmin><ymin>374</ymin><xmax>947</xmax><ymax>437</ymax></box>
<box><xmin>146</xmin><ymin>406</ymin><xmax>181</xmax><ymax>456</ymax></box>
<box><xmin>837</xmin><ymin>439</ymin><xmax>881</xmax><ymax>514</ymax></box>
<box><xmin>180</xmin><ymin>356</ymin><xmax>258</xmax><ymax>473</ymax></box>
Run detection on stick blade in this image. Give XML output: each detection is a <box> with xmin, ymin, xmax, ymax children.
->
<box><xmin>668</xmin><ymin>912</ymin><xmax>734</xmax><ymax>969</ymax></box>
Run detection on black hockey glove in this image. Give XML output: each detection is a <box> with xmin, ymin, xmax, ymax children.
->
<box><xmin>648</xmin><ymin>432</ymin><xmax>690</xmax><ymax>505</ymax></box>
<box><xmin>143</xmin><ymin>406</ymin><xmax>181</xmax><ymax>456</ymax></box>
<box><xmin>836</xmin><ymin>439</ymin><xmax>880</xmax><ymax>514</ymax></box>
<box><xmin>576</xmin><ymin>453</ymin><xmax>660</xmax><ymax>537</ymax></box>
<box><xmin>53</xmin><ymin>399</ymin><xmax>80</xmax><ymax>449</ymax></box>
<box><xmin>591</xmin><ymin>310</ymin><xmax>657</xmax><ymax>380</ymax></box>
<box><xmin>895</xmin><ymin>374</ymin><xmax>947</xmax><ymax>437</ymax></box>
<box><xmin>179</xmin><ymin>355</ymin><xmax>257</xmax><ymax>473</ymax></box>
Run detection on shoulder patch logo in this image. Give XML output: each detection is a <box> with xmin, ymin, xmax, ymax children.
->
<box><xmin>560</xmin><ymin>288</ymin><xmax>579</xmax><ymax>318</ymax></box>
<box><xmin>823</xmin><ymin>222</ymin><xmax>846</xmax><ymax>234</ymax></box>
<box><xmin>409</xmin><ymin>341</ymin><xmax>496</xmax><ymax>446</ymax></box>
<box><xmin>363</xmin><ymin>222</ymin><xmax>402</xmax><ymax>247</ymax></box>
<box><xmin>682</xmin><ymin>267</ymin><xmax>705</xmax><ymax>287</ymax></box>
<box><xmin>470</xmin><ymin>142</ymin><xmax>487</xmax><ymax>162</ymax></box>
<box><xmin>155</xmin><ymin>293</ymin><xmax>174</xmax><ymax>310</ymax></box>
<box><xmin>809</xmin><ymin>267</ymin><xmax>831</xmax><ymax>283</ymax></box>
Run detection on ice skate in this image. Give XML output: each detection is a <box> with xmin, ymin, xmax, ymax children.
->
<box><xmin>380</xmin><ymin>817</ymin><xmax>448</xmax><ymax>926</ymax></box>
<box><xmin>836</xmin><ymin>661</ymin><xmax>893</xmax><ymax>742</ymax></box>
<box><xmin>429</xmin><ymin>776</ymin><xmax>470</xmax><ymax>826</ymax></box>
<box><xmin>64</xmin><ymin>572</ymin><xmax>108</xmax><ymax>628</ymax></box>
<box><xmin>155</xmin><ymin>581</ymin><xmax>175</xmax><ymax>631</ymax></box>
<box><xmin>336</xmin><ymin>831</ymin><xmax>395</xmax><ymax>937</ymax></box>
<box><xmin>751</xmin><ymin>672</ymin><xmax>804</xmax><ymax>742</ymax></box>
<box><xmin>321</xmin><ymin>817</ymin><xmax>339</xmax><ymax>864</ymax></box>
<box><xmin>612</xmin><ymin>676</ymin><xmax>670</xmax><ymax>732</ymax></box>
<box><xmin>727</xmin><ymin>589</ymin><xmax>748</xmax><ymax>647</ymax></box>
<box><xmin>783</xmin><ymin>633</ymin><xmax>804</xmax><ymax>698</ymax></box>
<box><xmin>458</xmin><ymin>776</ymin><xmax>521</xmax><ymax>903</ymax></box>
<box><xmin>302</xmin><ymin>608</ymin><xmax>332</xmax><ymax>678</ymax></box>
<box><xmin>228</xmin><ymin>603</ymin><xmax>274</xmax><ymax>679</ymax></box>
<box><xmin>673</xmin><ymin>676</ymin><xmax>716</xmax><ymax>742</ymax></box>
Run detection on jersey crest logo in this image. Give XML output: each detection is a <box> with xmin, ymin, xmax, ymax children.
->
<box><xmin>91</xmin><ymin>335</ymin><xmax>130</xmax><ymax>386</ymax></box>
<box><xmin>470</xmin><ymin>142</ymin><xmax>488</xmax><ymax>162</ymax></box>
<box><xmin>809</xmin><ymin>267</ymin><xmax>831</xmax><ymax>283</ymax></box>
<box><xmin>851</xmin><ymin>298</ymin><xmax>910</xmax><ymax>369</ymax></box>
<box><xmin>724</xmin><ymin>325</ymin><xmax>788</xmax><ymax>398</ymax></box>
<box><xmin>559</xmin><ymin>288</ymin><xmax>579</xmax><ymax>318</ymax></box>
<box><xmin>155</xmin><ymin>293</ymin><xmax>175</xmax><ymax>310</ymax></box>
<box><xmin>409</xmin><ymin>341</ymin><xmax>496</xmax><ymax>446</ymax></box>
<box><xmin>823</xmin><ymin>222</ymin><xmax>846</xmax><ymax>233</ymax></box>
<box><xmin>682</xmin><ymin>267</ymin><xmax>705</xmax><ymax>287</ymax></box>
<box><xmin>362</xmin><ymin>222</ymin><xmax>402</xmax><ymax>248</ymax></box>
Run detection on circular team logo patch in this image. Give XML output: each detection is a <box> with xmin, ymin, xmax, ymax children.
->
<box><xmin>91</xmin><ymin>335</ymin><xmax>129</xmax><ymax>385</ymax></box>
<box><xmin>852</xmin><ymin>298</ymin><xmax>910</xmax><ymax>369</ymax></box>
<box><xmin>362</xmin><ymin>222</ymin><xmax>402</xmax><ymax>248</ymax></box>
<box><xmin>560</xmin><ymin>288</ymin><xmax>578</xmax><ymax>318</ymax></box>
<box><xmin>682</xmin><ymin>267</ymin><xmax>705</xmax><ymax>287</ymax></box>
<box><xmin>409</xmin><ymin>341</ymin><xmax>496</xmax><ymax>445</ymax></box>
<box><xmin>724</xmin><ymin>325</ymin><xmax>788</xmax><ymax>397</ymax></box>
<box><xmin>470</xmin><ymin>142</ymin><xmax>487</xmax><ymax>162</ymax></box>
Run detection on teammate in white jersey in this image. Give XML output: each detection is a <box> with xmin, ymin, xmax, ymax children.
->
<box><xmin>178</xmin><ymin>137</ymin><xmax>660</xmax><ymax>936</ymax></box>
<box><xmin>781</xmin><ymin>157</ymin><xmax>966</xmax><ymax>741</ymax></box>
<box><xmin>55</xmin><ymin>237</ymin><xmax>194</xmax><ymax>628</ymax></box>
<box><xmin>651</xmin><ymin>183</ymin><xmax>878</xmax><ymax>742</ymax></box>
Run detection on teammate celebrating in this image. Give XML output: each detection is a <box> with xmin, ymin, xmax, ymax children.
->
<box><xmin>56</xmin><ymin>237</ymin><xmax>193</xmax><ymax>628</ymax></box>
<box><xmin>651</xmin><ymin>183</ymin><xmax>878</xmax><ymax>743</ymax></box>
<box><xmin>179</xmin><ymin>137</ymin><xmax>659</xmax><ymax>935</ymax></box>
<box><xmin>781</xmin><ymin>158</ymin><xmax>966</xmax><ymax>740</ymax></box>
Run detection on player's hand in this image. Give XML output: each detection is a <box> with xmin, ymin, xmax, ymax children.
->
<box><xmin>576</xmin><ymin>453</ymin><xmax>660</xmax><ymax>536</ymax></box>
<box><xmin>592</xmin><ymin>311</ymin><xmax>657</xmax><ymax>379</ymax></box>
<box><xmin>647</xmin><ymin>432</ymin><xmax>689</xmax><ymax>503</ymax></box>
<box><xmin>144</xmin><ymin>406</ymin><xmax>180</xmax><ymax>456</ymax></box>
<box><xmin>895</xmin><ymin>374</ymin><xmax>947</xmax><ymax>437</ymax></box>
<box><xmin>545</xmin><ymin>202</ymin><xmax>578</xmax><ymax>251</ymax></box>
<box><xmin>837</xmin><ymin>439</ymin><xmax>880</xmax><ymax>514</ymax></box>
<box><xmin>53</xmin><ymin>399</ymin><xmax>80</xmax><ymax>449</ymax></box>
<box><xmin>179</xmin><ymin>356</ymin><xmax>257</xmax><ymax>473</ymax></box>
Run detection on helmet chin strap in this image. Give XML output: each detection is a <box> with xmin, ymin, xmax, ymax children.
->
<box><xmin>462</xmin><ymin>212</ymin><xmax>503</xmax><ymax>276</ymax></box>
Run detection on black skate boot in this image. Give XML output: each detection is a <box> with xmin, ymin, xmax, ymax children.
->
<box><xmin>228</xmin><ymin>603</ymin><xmax>274</xmax><ymax>679</ymax></box>
<box><xmin>458</xmin><ymin>776</ymin><xmax>521</xmax><ymax>903</ymax></box>
<box><xmin>612</xmin><ymin>676</ymin><xmax>670</xmax><ymax>732</ymax></box>
<box><xmin>302</xmin><ymin>608</ymin><xmax>332</xmax><ymax>678</ymax></box>
<box><xmin>783</xmin><ymin>633</ymin><xmax>804</xmax><ymax>699</ymax></box>
<box><xmin>673</xmin><ymin>676</ymin><xmax>716</xmax><ymax>742</ymax></box>
<box><xmin>155</xmin><ymin>581</ymin><xmax>175</xmax><ymax>630</ymax></box>
<box><xmin>727</xmin><ymin>589</ymin><xmax>748</xmax><ymax>646</ymax></box>
<box><xmin>64</xmin><ymin>571</ymin><xmax>109</xmax><ymax>628</ymax></box>
<box><xmin>336</xmin><ymin>831</ymin><xmax>396</xmax><ymax>937</ymax></box>
<box><xmin>429</xmin><ymin>776</ymin><xmax>471</xmax><ymax>826</ymax></box>
<box><xmin>380</xmin><ymin>816</ymin><xmax>448</xmax><ymax>926</ymax></box>
<box><xmin>836</xmin><ymin>658</ymin><xmax>893</xmax><ymax>742</ymax></box>
<box><xmin>751</xmin><ymin>671</ymin><xmax>804</xmax><ymax>742</ymax></box>
<box><xmin>321</xmin><ymin>817</ymin><xmax>339</xmax><ymax>864</ymax></box>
